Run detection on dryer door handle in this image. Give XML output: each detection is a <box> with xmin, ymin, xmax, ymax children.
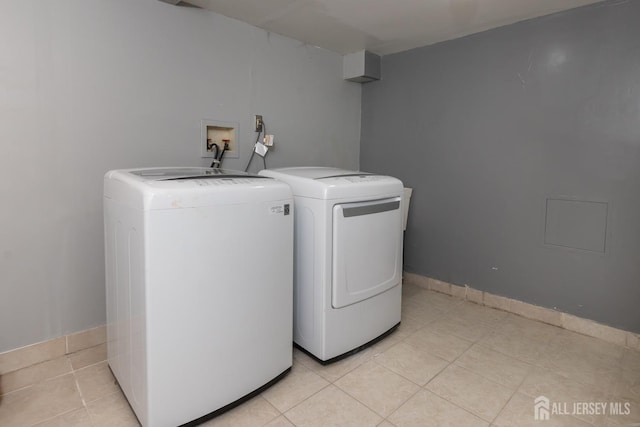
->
<box><xmin>341</xmin><ymin>200</ymin><xmax>400</xmax><ymax>218</ymax></box>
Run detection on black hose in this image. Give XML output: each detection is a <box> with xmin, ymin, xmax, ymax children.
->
<box><xmin>217</xmin><ymin>143</ymin><xmax>228</xmax><ymax>168</ymax></box>
<box><xmin>209</xmin><ymin>143</ymin><xmax>220</xmax><ymax>168</ymax></box>
<box><xmin>243</xmin><ymin>130</ymin><xmax>263</xmax><ymax>172</ymax></box>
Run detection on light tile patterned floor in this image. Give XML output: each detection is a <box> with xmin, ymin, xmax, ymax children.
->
<box><xmin>1</xmin><ymin>282</ymin><xmax>639</xmax><ymax>426</ymax></box>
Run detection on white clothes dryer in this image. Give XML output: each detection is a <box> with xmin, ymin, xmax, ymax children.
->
<box><xmin>259</xmin><ymin>167</ymin><xmax>403</xmax><ymax>362</ymax></box>
<box><xmin>104</xmin><ymin>168</ymin><xmax>293</xmax><ymax>427</ymax></box>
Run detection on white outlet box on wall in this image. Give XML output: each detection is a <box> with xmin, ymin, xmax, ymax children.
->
<box><xmin>201</xmin><ymin>119</ymin><xmax>239</xmax><ymax>159</ymax></box>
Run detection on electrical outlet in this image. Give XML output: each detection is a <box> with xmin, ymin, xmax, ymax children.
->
<box><xmin>254</xmin><ymin>115</ymin><xmax>263</xmax><ymax>132</ymax></box>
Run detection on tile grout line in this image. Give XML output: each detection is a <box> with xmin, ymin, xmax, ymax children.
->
<box><xmin>0</xmin><ymin>357</ymin><xmax>77</xmax><ymax>398</ymax></box>
<box><xmin>421</xmin><ymin>353</ymin><xmax>478</xmax><ymax>416</ymax></box>
<box><xmin>452</xmin><ymin>350</ymin><xmax>536</xmax><ymax>392</ymax></box>
<box><xmin>280</xmin><ymin>411</ymin><xmax>298</xmax><ymax>426</ymax></box>
<box><xmin>285</xmin><ymin>339</ymin><xmax>416</xmax><ymax>421</ymax></box>
<box><xmin>473</xmin><ymin>325</ymin><xmax>560</xmax><ymax>366</ymax></box>
<box><xmin>318</xmin><ymin>384</ymin><xmax>387</xmax><ymax>423</ymax></box>
<box><xmin>257</xmin><ymin>396</ymin><xmax>283</xmax><ymax>427</ymax></box>
<box><xmin>382</xmin><ymin>302</ymin><xmax>489</xmax><ymax>424</ymax></box>
<box><xmin>21</xmin><ymin>368</ymin><xmax>95</xmax><ymax>427</ymax></box>
<box><xmin>444</xmin><ymin>312</ymin><xmax>545</xmax><ymax>390</ymax></box>
<box><xmin>70</xmin><ymin>357</ymin><xmax>109</xmax><ymax>374</ymax></box>
<box><xmin>487</xmin><ymin>358</ymin><xmax>538</xmax><ymax>425</ymax></box>
<box><xmin>332</xmin><ymin>361</ymin><xmax>420</xmax><ymax>421</ymax></box>
<box><xmin>27</xmin><ymin>406</ymin><xmax>88</xmax><ymax>427</ymax></box>
<box><xmin>370</xmin><ymin>344</ymin><xmax>449</xmax><ymax>388</ymax></box>
<box><xmin>382</xmin><ymin>386</ymin><xmax>424</xmax><ymax>425</ymax></box>
<box><xmin>471</xmin><ymin>314</ymin><xmax>562</xmax><ymax>425</ymax></box>
<box><xmin>417</xmin><ymin>318</ymin><xmax>511</xmax><ymax>424</ymax></box>
<box><xmin>72</xmin><ymin>369</ymin><xmax>89</xmax><ymax>408</ymax></box>
<box><xmin>488</xmin><ymin>330</ymin><xmax>586</xmax><ymax>426</ymax></box>
<box><xmin>71</xmin><ymin>364</ymin><xmax>103</xmax><ymax>427</ymax></box>
<box><xmin>276</xmin><ymin>376</ymin><xmax>333</xmax><ymax>418</ymax></box>
<box><xmin>0</xmin><ymin>352</ymin><xmax>102</xmax><ymax>395</ymax></box>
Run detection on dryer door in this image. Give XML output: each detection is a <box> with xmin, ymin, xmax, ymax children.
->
<box><xmin>332</xmin><ymin>197</ymin><xmax>402</xmax><ymax>309</ymax></box>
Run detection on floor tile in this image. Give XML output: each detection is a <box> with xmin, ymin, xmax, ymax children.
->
<box><xmin>262</xmin><ymin>363</ymin><xmax>329</xmax><ymax>412</ymax></box>
<box><xmin>519</xmin><ymin>367</ymin><xmax>610</xmax><ymax>426</ymax></box>
<box><xmin>494</xmin><ymin>314</ymin><xmax>561</xmax><ymax>343</ymax></box>
<box><xmin>426</xmin><ymin>364</ymin><xmax>514</xmax><ymax>421</ymax></box>
<box><xmin>284</xmin><ymin>385</ymin><xmax>382</xmax><ymax>427</ymax></box>
<box><xmin>32</xmin><ymin>408</ymin><xmax>93</xmax><ymax>427</ymax></box>
<box><xmin>478</xmin><ymin>330</ymin><xmax>547</xmax><ymax>364</ymax></box>
<box><xmin>264</xmin><ymin>415</ymin><xmax>295</xmax><ymax>427</ymax></box>
<box><xmin>401</xmin><ymin>300</ymin><xmax>444</xmax><ymax>325</ymax></box>
<box><xmin>367</xmin><ymin>331</ymin><xmax>405</xmax><ymax>356</ymax></box>
<box><xmin>520</xmin><ymin>366</ymin><xmax>610</xmax><ymax>401</ymax></box>
<box><xmin>373</xmin><ymin>341</ymin><xmax>448</xmax><ymax>386</ymax></box>
<box><xmin>307</xmin><ymin>347</ymin><xmax>377</xmax><ymax>383</ymax></box>
<box><xmin>395</xmin><ymin>313</ymin><xmax>430</xmax><ymax>339</ymax></box>
<box><xmin>562</xmin><ymin>315</ymin><xmax>627</xmax><ymax>347</ymax></box>
<box><xmin>454</xmin><ymin>344</ymin><xmax>532</xmax><ymax>389</ymax></box>
<box><xmin>408</xmin><ymin>291</ymin><xmax>463</xmax><ymax>314</ymax></box>
<box><xmin>202</xmin><ymin>396</ymin><xmax>279</xmax><ymax>427</ymax></box>
<box><xmin>69</xmin><ymin>343</ymin><xmax>107</xmax><ymax>371</ymax></box>
<box><xmin>601</xmin><ymin>397</ymin><xmax>640</xmax><ymax>426</ymax></box>
<box><xmin>494</xmin><ymin>392</ymin><xmax>592</xmax><ymax>427</ymax></box>
<box><xmin>74</xmin><ymin>361</ymin><xmax>120</xmax><ymax>402</ymax></box>
<box><xmin>335</xmin><ymin>360</ymin><xmax>420</xmax><ymax>417</ymax></box>
<box><xmin>0</xmin><ymin>356</ymin><xmax>71</xmax><ymax>395</ymax></box>
<box><xmin>404</xmin><ymin>328</ymin><xmax>472</xmax><ymax>362</ymax></box>
<box><xmin>425</xmin><ymin>316</ymin><xmax>493</xmax><ymax>342</ymax></box>
<box><xmin>292</xmin><ymin>347</ymin><xmax>318</xmax><ymax>370</ymax></box>
<box><xmin>401</xmin><ymin>282</ymin><xmax>422</xmax><ymax>299</ymax></box>
<box><xmin>610</xmin><ymin>367</ymin><xmax>640</xmax><ymax>403</ymax></box>
<box><xmin>544</xmin><ymin>330</ymin><xmax>624</xmax><ymax>360</ymax></box>
<box><xmin>620</xmin><ymin>348</ymin><xmax>640</xmax><ymax>372</ymax></box>
<box><xmin>387</xmin><ymin>389</ymin><xmax>488</xmax><ymax>427</ymax></box>
<box><xmin>447</xmin><ymin>301</ymin><xmax>509</xmax><ymax>325</ymax></box>
<box><xmin>0</xmin><ymin>337</ymin><xmax>66</xmax><ymax>375</ymax></box>
<box><xmin>0</xmin><ymin>373</ymin><xmax>83</xmax><ymax>426</ymax></box>
<box><xmin>537</xmin><ymin>347</ymin><xmax>620</xmax><ymax>392</ymax></box>
<box><xmin>2</xmin><ymin>288</ymin><xmax>637</xmax><ymax>427</ymax></box>
<box><xmin>86</xmin><ymin>390</ymin><xmax>140</xmax><ymax>427</ymax></box>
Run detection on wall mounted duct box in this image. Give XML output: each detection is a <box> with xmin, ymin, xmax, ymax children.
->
<box><xmin>343</xmin><ymin>50</ymin><xmax>381</xmax><ymax>83</ymax></box>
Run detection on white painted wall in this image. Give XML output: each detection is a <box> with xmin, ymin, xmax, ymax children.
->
<box><xmin>0</xmin><ymin>0</ymin><xmax>361</xmax><ymax>353</ymax></box>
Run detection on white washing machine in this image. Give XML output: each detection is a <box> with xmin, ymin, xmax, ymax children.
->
<box><xmin>259</xmin><ymin>167</ymin><xmax>403</xmax><ymax>362</ymax></box>
<box><xmin>103</xmin><ymin>167</ymin><xmax>293</xmax><ymax>427</ymax></box>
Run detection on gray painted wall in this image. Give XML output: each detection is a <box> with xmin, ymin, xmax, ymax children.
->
<box><xmin>0</xmin><ymin>0</ymin><xmax>361</xmax><ymax>353</ymax></box>
<box><xmin>361</xmin><ymin>0</ymin><xmax>640</xmax><ymax>333</ymax></box>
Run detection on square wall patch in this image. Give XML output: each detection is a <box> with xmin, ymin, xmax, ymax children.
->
<box><xmin>544</xmin><ymin>198</ymin><xmax>608</xmax><ymax>253</ymax></box>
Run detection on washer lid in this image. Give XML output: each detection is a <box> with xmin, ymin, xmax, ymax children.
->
<box><xmin>104</xmin><ymin>167</ymin><xmax>290</xmax><ymax>210</ymax></box>
<box><xmin>128</xmin><ymin>167</ymin><xmax>259</xmax><ymax>181</ymax></box>
<box><xmin>259</xmin><ymin>167</ymin><xmax>403</xmax><ymax>200</ymax></box>
<box><xmin>267</xmin><ymin>167</ymin><xmax>370</xmax><ymax>180</ymax></box>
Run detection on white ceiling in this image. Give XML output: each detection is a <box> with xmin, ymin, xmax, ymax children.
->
<box><xmin>176</xmin><ymin>0</ymin><xmax>604</xmax><ymax>55</ymax></box>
